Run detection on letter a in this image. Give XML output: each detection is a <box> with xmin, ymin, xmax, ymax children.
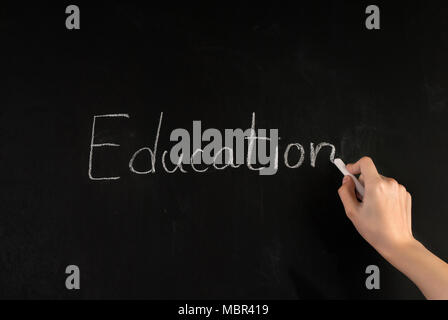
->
<box><xmin>365</xmin><ymin>265</ymin><xmax>380</xmax><ymax>289</ymax></box>
<box><xmin>365</xmin><ymin>5</ymin><xmax>380</xmax><ymax>30</ymax></box>
<box><xmin>66</xmin><ymin>5</ymin><xmax>80</xmax><ymax>30</ymax></box>
<box><xmin>65</xmin><ymin>265</ymin><xmax>80</xmax><ymax>290</ymax></box>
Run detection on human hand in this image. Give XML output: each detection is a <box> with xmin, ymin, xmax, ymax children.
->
<box><xmin>337</xmin><ymin>157</ymin><xmax>415</xmax><ymax>257</ymax></box>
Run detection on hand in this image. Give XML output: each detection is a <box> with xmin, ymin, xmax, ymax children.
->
<box><xmin>337</xmin><ymin>157</ymin><xmax>415</xmax><ymax>257</ymax></box>
<box><xmin>338</xmin><ymin>157</ymin><xmax>448</xmax><ymax>299</ymax></box>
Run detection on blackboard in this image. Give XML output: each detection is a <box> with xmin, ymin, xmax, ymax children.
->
<box><xmin>1</xmin><ymin>1</ymin><xmax>447</xmax><ymax>299</ymax></box>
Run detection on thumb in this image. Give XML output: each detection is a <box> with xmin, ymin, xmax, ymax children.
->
<box><xmin>338</xmin><ymin>176</ymin><xmax>360</xmax><ymax>220</ymax></box>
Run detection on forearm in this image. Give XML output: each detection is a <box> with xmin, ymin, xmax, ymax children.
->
<box><xmin>380</xmin><ymin>240</ymin><xmax>448</xmax><ymax>299</ymax></box>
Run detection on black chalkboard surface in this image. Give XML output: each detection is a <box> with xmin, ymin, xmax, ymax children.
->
<box><xmin>1</xmin><ymin>1</ymin><xmax>448</xmax><ymax>299</ymax></box>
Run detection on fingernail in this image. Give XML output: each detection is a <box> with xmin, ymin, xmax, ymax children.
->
<box><xmin>343</xmin><ymin>176</ymin><xmax>350</xmax><ymax>183</ymax></box>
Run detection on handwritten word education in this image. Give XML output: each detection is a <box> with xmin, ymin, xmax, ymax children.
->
<box><xmin>88</xmin><ymin>113</ymin><xmax>336</xmax><ymax>180</ymax></box>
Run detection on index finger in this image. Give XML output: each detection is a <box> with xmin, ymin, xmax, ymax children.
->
<box><xmin>346</xmin><ymin>156</ymin><xmax>379</xmax><ymax>181</ymax></box>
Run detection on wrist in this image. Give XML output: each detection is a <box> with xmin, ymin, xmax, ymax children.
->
<box><xmin>378</xmin><ymin>237</ymin><xmax>422</xmax><ymax>262</ymax></box>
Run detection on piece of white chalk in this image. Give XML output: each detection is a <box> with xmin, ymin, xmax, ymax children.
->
<box><xmin>334</xmin><ymin>158</ymin><xmax>365</xmax><ymax>200</ymax></box>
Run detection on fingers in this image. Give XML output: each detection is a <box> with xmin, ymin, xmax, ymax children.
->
<box><xmin>398</xmin><ymin>183</ymin><xmax>407</xmax><ymax>207</ymax></box>
<box><xmin>346</xmin><ymin>157</ymin><xmax>379</xmax><ymax>181</ymax></box>
<box><xmin>406</xmin><ymin>192</ymin><xmax>412</xmax><ymax>215</ymax></box>
<box><xmin>338</xmin><ymin>176</ymin><xmax>361</xmax><ymax>221</ymax></box>
<box><xmin>358</xmin><ymin>174</ymin><xmax>364</xmax><ymax>184</ymax></box>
